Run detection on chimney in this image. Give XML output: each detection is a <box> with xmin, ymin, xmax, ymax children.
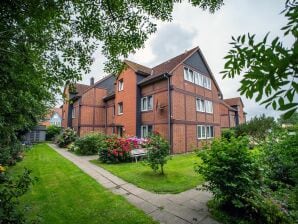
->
<box><xmin>90</xmin><ymin>77</ymin><xmax>94</xmax><ymax>85</ymax></box>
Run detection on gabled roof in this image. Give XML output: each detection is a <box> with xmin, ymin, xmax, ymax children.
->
<box><xmin>224</xmin><ymin>97</ymin><xmax>244</xmax><ymax>108</ymax></box>
<box><xmin>72</xmin><ymin>83</ymin><xmax>90</xmax><ymax>96</ymax></box>
<box><xmin>153</xmin><ymin>46</ymin><xmax>199</xmax><ymax>75</ymax></box>
<box><xmin>124</xmin><ymin>60</ymin><xmax>151</xmax><ymax>76</ymax></box>
<box><xmin>220</xmin><ymin>101</ymin><xmax>237</xmax><ymax>111</ymax></box>
<box><xmin>138</xmin><ymin>47</ymin><xmax>199</xmax><ymax>85</ymax></box>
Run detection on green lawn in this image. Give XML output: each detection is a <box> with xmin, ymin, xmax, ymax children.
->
<box><xmin>91</xmin><ymin>153</ymin><xmax>204</xmax><ymax>194</ymax></box>
<box><xmin>10</xmin><ymin>144</ymin><xmax>156</xmax><ymax>224</ymax></box>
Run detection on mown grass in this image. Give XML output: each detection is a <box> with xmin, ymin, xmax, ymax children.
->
<box><xmin>10</xmin><ymin>144</ymin><xmax>156</xmax><ymax>224</ymax></box>
<box><xmin>91</xmin><ymin>153</ymin><xmax>204</xmax><ymax>194</ymax></box>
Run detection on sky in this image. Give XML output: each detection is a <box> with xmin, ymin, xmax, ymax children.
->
<box><xmin>80</xmin><ymin>0</ymin><xmax>290</xmax><ymax>120</ymax></box>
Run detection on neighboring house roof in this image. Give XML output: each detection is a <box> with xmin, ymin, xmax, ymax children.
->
<box><xmin>124</xmin><ymin>60</ymin><xmax>152</xmax><ymax>76</ymax></box>
<box><xmin>71</xmin><ymin>83</ymin><xmax>90</xmax><ymax>97</ymax></box>
<box><xmin>220</xmin><ymin>100</ymin><xmax>237</xmax><ymax>112</ymax></box>
<box><xmin>224</xmin><ymin>97</ymin><xmax>244</xmax><ymax>108</ymax></box>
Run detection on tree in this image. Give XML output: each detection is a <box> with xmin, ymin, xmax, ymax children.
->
<box><xmin>222</xmin><ymin>0</ymin><xmax>298</xmax><ymax>118</ymax></box>
<box><xmin>278</xmin><ymin>112</ymin><xmax>298</xmax><ymax>125</ymax></box>
<box><xmin>1</xmin><ymin>0</ymin><xmax>224</xmax><ymax>150</ymax></box>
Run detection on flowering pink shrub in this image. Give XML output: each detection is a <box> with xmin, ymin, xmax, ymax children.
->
<box><xmin>99</xmin><ymin>135</ymin><xmax>146</xmax><ymax>163</ymax></box>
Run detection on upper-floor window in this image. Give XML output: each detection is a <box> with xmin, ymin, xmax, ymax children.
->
<box><xmin>196</xmin><ymin>98</ymin><xmax>205</xmax><ymax>112</ymax></box>
<box><xmin>72</xmin><ymin>108</ymin><xmax>76</xmax><ymax>118</ymax></box>
<box><xmin>118</xmin><ymin>79</ymin><xmax>124</xmax><ymax>91</ymax></box>
<box><xmin>197</xmin><ymin>125</ymin><xmax>214</xmax><ymax>139</ymax></box>
<box><xmin>184</xmin><ymin>66</ymin><xmax>211</xmax><ymax>90</ymax></box>
<box><xmin>141</xmin><ymin>96</ymin><xmax>153</xmax><ymax>111</ymax></box>
<box><xmin>141</xmin><ymin>125</ymin><xmax>153</xmax><ymax>138</ymax></box>
<box><xmin>205</xmin><ymin>100</ymin><xmax>213</xmax><ymax>114</ymax></box>
<box><xmin>118</xmin><ymin>102</ymin><xmax>123</xmax><ymax>115</ymax></box>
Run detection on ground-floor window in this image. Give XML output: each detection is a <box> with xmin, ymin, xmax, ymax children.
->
<box><xmin>197</xmin><ymin>125</ymin><xmax>214</xmax><ymax>139</ymax></box>
<box><xmin>117</xmin><ymin>126</ymin><xmax>123</xmax><ymax>137</ymax></box>
<box><xmin>140</xmin><ymin>125</ymin><xmax>153</xmax><ymax>138</ymax></box>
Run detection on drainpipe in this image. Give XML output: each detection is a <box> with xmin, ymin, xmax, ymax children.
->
<box><xmin>163</xmin><ymin>73</ymin><xmax>172</xmax><ymax>153</ymax></box>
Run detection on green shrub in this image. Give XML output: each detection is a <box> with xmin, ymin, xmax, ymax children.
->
<box><xmin>221</xmin><ymin>128</ymin><xmax>235</xmax><ymax>141</ymax></box>
<box><xmin>0</xmin><ymin>141</ymin><xmax>23</xmax><ymax>166</ymax></box>
<box><xmin>74</xmin><ymin>132</ymin><xmax>106</xmax><ymax>155</ymax></box>
<box><xmin>144</xmin><ymin>133</ymin><xmax>170</xmax><ymax>175</ymax></box>
<box><xmin>235</xmin><ymin>114</ymin><xmax>277</xmax><ymax>143</ymax></box>
<box><xmin>56</xmin><ymin>128</ymin><xmax>77</xmax><ymax>148</ymax></box>
<box><xmin>0</xmin><ymin>168</ymin><xmax>34</xmax><ymax>224</ymax></box>
<box><xmin>196</xmin><ymin>136</ymin><xmax>291</xmax><ymax>223</ymax></box>
<box><xmin>46</xmin><ymin>125</ymin><xmax>62</xmax><ymax>141</ymax></box>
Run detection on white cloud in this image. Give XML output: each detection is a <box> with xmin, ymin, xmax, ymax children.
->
<box><xmin>82</xmin><ymin>0</ymin><xmax>289</xmax><ymax>120</ymax></box>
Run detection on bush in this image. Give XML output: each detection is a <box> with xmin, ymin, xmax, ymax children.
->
<box><xmin>98</xmin><ymin>135</ymin><xmax>135</xmax><ymax>163</ymax></box>
<box><xmin>196</xmin><ymin>136</ymin><xmax>291</xmax><ymax>223</ymax></box>
<box><xmin>0</xmin><ymin>141</ymin><xmax>24</xmax><ymax>166</ymax></box>
<box><xmin>221</xmin><ymin>128</ymin><xmax>235</xmax><ymax>141</ymax></box>
<box><xmin>0</xmin><ymin>168</ymin><xmax>34</xmax><ymax>224</ymax></box>
<box><xmin>234</xmin><ymin>114</ymin><xmax>277</xmax><ymax>143</ymax></box>
<box><xmin>74</xmin><ymin>132</ymin><xmax>106</xmax><ymax>155</ymax></box>
<box><xmin>144</xmin><ymin>133</ymin><xmax>170</xmax><ymax>175</ymax></box>
<box><xmin>56</xmin><ymin>128</ymin><xmax>77</xmax><ymax>148</ymax></box>
<box><xmin>46</xmin><ymin>125</ymin><xmax>62</xmax><ymax>141</ymax></box>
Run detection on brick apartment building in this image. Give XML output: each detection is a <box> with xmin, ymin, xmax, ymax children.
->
<box><xmin>61</xmin><ymin>46</ymin><xmax>246</xmax><ymax>153</ymax></box>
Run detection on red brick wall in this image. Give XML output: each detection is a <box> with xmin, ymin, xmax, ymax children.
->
<box><xmin>114</xmin><ymin>67</ymin><xmax>137</xmax><ymax>136</ymax></box>
<box><xmin>170</xmin><ymin>64</ymin><xmax>222</xmax><ymax>153</ymax></box>
<box><xmin>61</xmin><ymin>86</ymin><xmax>70</xmax><ymax>129</ymax></box>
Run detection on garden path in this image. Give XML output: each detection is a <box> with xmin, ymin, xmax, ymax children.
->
<box><xmin>48</xmin><ymin>144</ymin><xmax>219</xmax><ymax>224</ymax></box>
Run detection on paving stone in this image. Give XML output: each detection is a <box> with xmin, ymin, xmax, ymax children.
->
<box><xmin>48</xmin><ymin>144</ymin><xmax>220</xmax><ymax>224</ymax></box>
<box><xmin>163</xmin><ymin>203</ymin><xmax>208</xmax><ymax>224</ymax></box>
<box><xmin>150</xmin><ymin>209</ymin><xmax>190</xmax><ymax>224</ymax></box>
<box><xmin>199</xmin><ymin>216</ymin><xmax>220</xmax><ymax>224</ymax></box>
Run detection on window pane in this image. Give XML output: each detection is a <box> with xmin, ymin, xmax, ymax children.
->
<box><xmin>141</xmin><ymin>97</ymin><xmax>147</xmax><ymax>111</ymax></box>
<box><xmin>202</xmin><ymin>126</ymin><xmax>206</xmax><ymax>138</ymax></box>
<box><xmin>194</xmin><ymin>72</ymin><xmax>198</xmax><ymax>85</ymax></box>
<box><xmin>198</xmin><ymin>126</ymin><xmax>202</xmax><ymax>138</ymax></box>
<box><xmin>203</xmin><ymin>76</ymin><xmax>207</xmax><ymax>87</ymax></box>
<box><xmin>148</xmin><ymin>125</ymin><xmax>153</xmax><ymax>134</ymax></box>
<box><xmin>206</xmin><ymin>126</ymin><xmax>210</xmax><ymax>138</ymax></box>
<box><xmin>148</xmin><ymin>96</ymin><xmax>153</xmax><ymax>110</ymax></box>
<box><xmin>210</xmin><ymin>126</ymin><xmax>214</xmax><ymax>137</ymax></box>
<box><xmin>184</xmin><ymin>68</ymin><xmax>188</xmax><ymax>81</ymax></box>
<box><xmin>189</xmin><ymin>70</ymin><xmax>194</xmax><ymax>82</ymax></box>
<box><xmin>198</xmin><ymin>74</ymin><xmax>203</xmax><ymax>86</ymax></box>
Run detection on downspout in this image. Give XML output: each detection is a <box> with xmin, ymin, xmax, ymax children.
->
<box><xmin>163</xmin><ymin>73</ymin><xmax>172</xmax><ymax>153</ymax></box>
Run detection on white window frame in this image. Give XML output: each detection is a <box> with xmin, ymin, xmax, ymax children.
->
<box><xmin>141</xmin><ymin>96</ymin><xmax>153</xmax><ymax>111</ymax></box>
<box><xmin>118</xmin><ymin>102</ymin><xmax>123</xmax><ymax>115</ymax></box>
<box><xmin>72</xmin><ymin>108</ymin><xmax>75</xmax><ymax>118</ymax></box>
<box><xmin>206</xmin><ymin>125</ymin><xmax>214</xmax><ymax>139</ymax></box>
<box><xmin>197</xmin><ymin>125</ymin><xmax>206</xmax><ymax>139</ymax></box>
<box><xmin>140</xmin><ymin>125</ymin><xmax>153</xmax><ymax>138</ymax></box>
<box><xmin>206</xmin><ymin>77</ymin><xmax>211</xmax><ymax>90</ymax></box>
<box><xmin>196</xmin><ymin>98</ymin><xmax>205</xmax><ymax>112</ymax></box>
<box><xmin>197</xmin><ymin>125</ymin><xmax>214</xmax><ymax>139</ymax></box>
<box><xmin>118</xmin><ymin>79</ymin><xmax>124</xmax><ymax>91</ymax></box>
<box><xmin>205</xmin><ymin>100</ymin><xmax>213</xmax><ymax>114</ymax></box>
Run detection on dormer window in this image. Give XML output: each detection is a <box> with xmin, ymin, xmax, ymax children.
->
<box><xmin>118</xmin><ymin>79</ymin><xmax>124</xmax><ymax>91</ymax></box>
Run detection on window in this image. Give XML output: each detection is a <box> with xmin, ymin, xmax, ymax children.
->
<box><xmin>118</xmin><ymin>102</ymin><xmax>123</xmax><ymax>115</ymax></box>
<box><xmin>196</xmin><ymin>98</ymin><xmax>205</xmax><ymax>112</ymax></box>
<box><xmin>141</xmin><ymin>125</ymin><xmax>153</xmax><ymax>138</ymax></box>
<box><xmin>197</xmin><ymin>125</ymin><xmax>214</xmax><ymax>139</ymax></box>
<box><xmin>197</xmin><ymin>125</ymin><xmax>206</xmax><ymax>139</ymax></box>
<box><xmin>184</xmin><ymin>67</ymin><xmax>194</xmax><ymax>82</ymax></box>
<box><xmin>117</xmin><ymin>126</ymin><xmax>123</xmax><ymax>137</ymax></box>
<box><xmin>72</xmin><ymin>108</ymin><xmax>75</xmax><ymax>118</ymax></box>
<box><xmin>118</xmin><ymin>79</ymin><xmax>124</xmax><ymax>91</ymax></box>
<box><xmin>206</xmin><ymin>126</ymin><xmax>214</xmax><ymax>138</ymax></box>
<box><xmin>141</xmin><ymin>96</ymin><xmax>153</xmax><ymax>111</ymax></box>
<box><xmin>205</xmin><ymin>100</ymin><xmax>213</xmax><ymax>113</ymax></box>
<box><xmin>184</xmin><ymin>67</ymin><xmax>211</xmax><ymax>90</ymax></box>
